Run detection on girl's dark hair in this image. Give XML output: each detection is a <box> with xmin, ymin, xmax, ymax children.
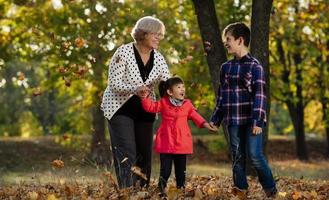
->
<box><xmin>159</xmin><ymin>77</ymin><xmax>184</xmax><ymax>97</ymax></box>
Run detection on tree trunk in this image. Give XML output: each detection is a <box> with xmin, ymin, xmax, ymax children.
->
<box><xmin>90</xmin><ymin>100</ymin><xmax>109</xmax><ymax>165</ymax></box>
<box><xmin>322</xmin><ymin>41</ymin><xmax>329</xmax><ymax>157</ymax></box>
<box><xmin>191</xmin><ymin>0</ymin><xmax>227</xmax><ymax>95</ymax></box>
<box><xmin>89</xmin><ymin>52</ymin><xmax>111</xmax><ymax>165</ymax></box>
<box><xmin>321</xmin><ymin>97</ymin><xmax>329</xmax><ymax>157</ymax></box>
<box><xmin>293</xmin><ymin>52</ymin><xmax>308</xmax><ymax>160</ymax></box>
<box><xmin>276</xmin><ymin>38</ymin><xmax>309</xmax><ymax>160</ymax></box>
<box><xmin>192</xmin><ymin>0</ymin><xmax>230</xmax><ymax>157</ymax></box>
<box><xmin>286</xmin><ymin>101</ymin><xmax>308</xmax><ymax>160</ymax></box>
<box><xmin>250</xmin><ymin>0</ymin><xmax>273</xmax><ymax>154</ymax></box>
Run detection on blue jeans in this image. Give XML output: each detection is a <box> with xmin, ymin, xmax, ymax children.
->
<box><xmin>228</xmin><ymin>125</ymin><xmax>276</xmax><ymax>191</ymax></box>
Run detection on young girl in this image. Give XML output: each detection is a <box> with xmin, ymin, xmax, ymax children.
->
<box><xmin>141</xmin><ymin>77</ymin><xmax>216</xmax><ymax>194</ymax></box>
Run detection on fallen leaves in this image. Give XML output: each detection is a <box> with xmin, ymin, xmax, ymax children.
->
<box><xmin>0</xmin><ymin>175</ymin><xmax>328</xmax><ymax>199</ymax></box>
<box><xmin>51</xmin><ymin>159</ymin><xmax>64</xmax><ymax>168</ymax></box>
<box><xmin>131</xmin><ymin>166</ymin><xmax>147</xmax><ymax>180</ymax></box>
<box><xmin>74</xmin><ymin>37</ymin><xmax>85</xmax><ymax>48</ymax></box>
<box><xmin>120</xmin><ymin>157</ymin><xmax>128</xmax><ymax>163</ymax></box>
<box><xmin>17</xmin><ymin>71</ymin><xmax>25</xmax><ymax>81</ymax></box>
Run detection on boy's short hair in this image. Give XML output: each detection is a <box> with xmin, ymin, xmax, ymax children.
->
<box><xmin>223</xmin><ymin>22</ymin><xmax>250</xmax><ymax>47</ymax></box>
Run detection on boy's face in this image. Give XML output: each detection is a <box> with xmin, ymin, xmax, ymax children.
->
<box><xmin>223</xmin><ymin>32</ymin><xmax>243</xmax><ymax>55</ymax></box>
<box><xmin>167</xmin><ymin>83</ymin><xmax>185</xmax><ymax>100</ymax></box>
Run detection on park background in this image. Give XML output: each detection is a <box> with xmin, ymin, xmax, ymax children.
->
<box><xmin>0</xmin><ymin>0</ymin><xmax>328</xmax><ymax>199</ymax></box>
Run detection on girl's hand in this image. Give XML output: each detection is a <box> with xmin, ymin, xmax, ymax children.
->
<box><xmin>204</xmin><ymin>122</ymin><xmax>218</xmax><ymax>132</ymax></box>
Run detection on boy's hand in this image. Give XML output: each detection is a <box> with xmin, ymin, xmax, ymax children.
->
<box><xmin>204</xmin><ymin>122</ymin><xmax>218</xmax><ymax>132</ymax></box>
<box><xmin>252</xmin><ymin>126</ymin><xmax>262</xmax><ymax>135</ymax></box>
<box><xmin>209</xmin><ymin>122</ymin><xmax>219</xmax><ymax>131</ymax></box>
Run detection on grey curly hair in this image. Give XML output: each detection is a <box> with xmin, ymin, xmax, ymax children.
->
<box><xmin>131</xmin><ymin>16</ymin><xmax>165</xmax><ymax>42</ymax></box>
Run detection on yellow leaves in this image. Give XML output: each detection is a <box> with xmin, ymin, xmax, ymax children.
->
<box><xmin>57</xmin><ymin>63</ymin><xmax>89</xmax><ymax>87</ymax></box>
<box><xmin>74</xmin><ymin>66</ymin><xmax>88</xmax><ymax>76</ymax></box>
<box><xmin>61</xmin><ymin>41</ymin><xmax>71</xmax><ymax>52</ymax></box>
<box><xmin>310</xmin><ymin>190</ymin><xmax>318</xmax><ymax>198</ymax></box>
<box><xmin>46</xmin><ymin>194</ymin><xmax>59</xmax><ymax>200</ymax></box>
<box><xmin>291</xmin><ymin>190</ymin><xmax>319</xmax><ymax>200</ymax></box>
<box><xmin>194</xmin><ymin>188</ymin><xmax>204</xmax><ymax>199</ymax></box>
<box><xmin>230</xmin><ymin>187</ymin><xmax>247</xmax><ymax>200</ymax></box>
<box><xmin>62</xmin><ymin>134</ymin><xmax>69</xmax><ymax>140</ymax></box>
<box><xmin>17</xmin><ymin>71</ymin><xmax>25</xmax><ymax>81</ymax></box>
<box><xmin>58</xmin><ymin>66</ymin><xmax>66</xmax><ymax>74</ymax></box>
<box><xmin>74</xmin><ymin>37</ymin><xmax>85</xmax><ymax>48</ymax></box>
<box><xmin>32</xmin><ymin>87</ymin><xmax>42</xmax><ymax>97</ymax></box>
<box><xmin>167</xmin><ymin>185</ymin><xmax>184</xmax><ymax>199</ymax></box>
<box><xmin>131</xmin><ymin>191</ymin><xmax>150</xmax><ymax>199</ymax></box>
<box><xmin>0</xmin><ymin>176</ymin><xmax>328</xmax><ymax>199</ymax></box>
<box><xmin>278</xmin><ymin>191</ymin><xmax>287</xmax><ymax>197</ymax></box>
<box><xmin>51</xmin><ymin>159</ymin><xmax>64</xmax><ymax>168</ymax></box>
<box><xmin>130</xmin><ymin>166</ymin><xmax>147</xmax><ymax>180</ymax></box>
<box><xmin>179</xmin><ymin>55</ymin><xmax>194</xmax><ymax>65</ymax></box>
<box><xmin>292</xmin><ymin>191</ymin><xmax>302</xmax><ymax>200</ymax></box>
<box><xmin>63</xmin><ymin>76</ymin><xmax>71</xmax><ymax>87</ymax></box>
<box><xmin>28</xmin><ymin>191</ymin><xmax>39</xmax><ymax>200</ymax></box>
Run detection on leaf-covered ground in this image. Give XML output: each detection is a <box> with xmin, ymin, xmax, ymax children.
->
<box><xmin>1</xmin><ymin>175</ymin><xmax>328</xmax><ymax>199</ymax></box>
<box><xmin>0</xmin><ymin>135</ymin><xmax>328</xmax><ymax>199</ymax></box>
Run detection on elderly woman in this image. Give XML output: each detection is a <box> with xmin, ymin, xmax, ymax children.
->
<box><xmin>101</xmin><ymin>16</ymin><xmax>170</xmax><ymax>188</ymax></box>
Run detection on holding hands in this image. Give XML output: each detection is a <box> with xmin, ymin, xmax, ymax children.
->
<box><xmin>209</xmin><ymin>122</ymin><xmax>219</xmax><ymax>132</ymax></box>
<box><xmin>204</xmin><ymin>122</ymin><xmax>218</xmax><ymax>132</ymax></box>
<box><xmin>136</xmin><ymin>86</ymin><xmax>150</xmax><ymax>98</ymax></box>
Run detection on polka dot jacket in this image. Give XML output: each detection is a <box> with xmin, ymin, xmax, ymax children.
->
<box><xmin>101</xmin><ymin>42</ymin><xmax>171</xmax><ymax>121</ymax></box>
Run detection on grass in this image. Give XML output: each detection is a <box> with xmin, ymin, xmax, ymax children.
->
<box><xmin>0</xmin><ymin>135</ymin><xmax>328</xmax><ymax>186</ymax></box>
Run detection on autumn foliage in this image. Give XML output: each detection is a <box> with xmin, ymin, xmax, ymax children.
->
<box><xmin>0</xmin><ymin>174</ymin><xmax>328</xmax><ymax>199</ymax></box>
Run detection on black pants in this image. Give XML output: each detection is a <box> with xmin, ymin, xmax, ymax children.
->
<box><xmin>108</xmin><ymin>115</ymin><xmax>153</xmax><ymax>188</ymax></box>
<box><xmin>158</xmin><ymin>153</ymin><xmax>187</xmax><ymax>190</ymax></box>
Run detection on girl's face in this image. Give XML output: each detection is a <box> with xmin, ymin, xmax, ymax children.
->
<box><xmin>167</xmin><ymin>83</ymin><xmax>185</xmax><ymax>100</ymax></box>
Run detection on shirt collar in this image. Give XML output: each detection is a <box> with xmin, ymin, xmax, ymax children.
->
<box><xmin>234</xmin><ymin>53</ymin><xmax>252</xmax><ymax>63</ymax></box>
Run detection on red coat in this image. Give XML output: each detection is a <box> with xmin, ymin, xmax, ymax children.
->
<box><xmin>141</xmin><ymin>97</ymin><xmax>206</xmax><ymax>154</ymax></box>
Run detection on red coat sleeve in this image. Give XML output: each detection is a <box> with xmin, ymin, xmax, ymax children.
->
<box><xmin>187</xmin><ymin>101</ymin><xmax>206</xmax><ymax>128</ymax></box>
<box><xmin>141</xmin><ymin>97</ymin><xmax>162</xmax><ymax>113</ymax></box>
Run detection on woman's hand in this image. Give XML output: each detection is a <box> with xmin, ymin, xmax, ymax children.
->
<box><xmin>136</xmin><ymin>86</ymin><xmax>150</xmax><ymax>98</ymax></box>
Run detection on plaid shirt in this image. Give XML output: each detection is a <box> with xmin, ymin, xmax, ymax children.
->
<box><xmin>210</xmin><ymin>53</ymin><xmax>267</xmax><ymax>127</ymax></box>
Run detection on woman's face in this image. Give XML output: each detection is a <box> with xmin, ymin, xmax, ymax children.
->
<box><xmin>141</xmin><ymin>32</ymin><xmax>164</xmax><ymax>50</ymax></box>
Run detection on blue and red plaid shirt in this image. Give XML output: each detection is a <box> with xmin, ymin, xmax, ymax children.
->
<box><xmin>210</xmin><ymin>53</ymin><xmax>267</xmax><ymax>127</ymax></box>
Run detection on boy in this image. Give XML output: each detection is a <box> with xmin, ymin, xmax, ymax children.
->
<box><xmin>209</xmin><ymin>22</ymin><xmax>277</xmax><ymax>197</ymax></box>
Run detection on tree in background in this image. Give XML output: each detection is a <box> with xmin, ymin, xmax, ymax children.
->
<box><xmin>1</xmin><ymin>0</ymin><xmax>328</xmax><ymax>163</ymax></box>
<box><xmin>250</xmin><ymin>0</ymin><xmax>273</xmax><ymax>151</ymax></box>
<box><xmin>269</xmin><ymin>0</ymin><xmax>328</xmax><ymax>160</ymax></box>
<box><xmin>192</xmin><ymin>0</ymin><xmax>273</xmax><ymax>153</ymax></box>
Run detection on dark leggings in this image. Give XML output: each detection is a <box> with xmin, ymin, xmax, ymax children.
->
<box><xmin>158</xmin><ymin>153</ymin><xmax>187</xmax><ymax>190</ymax></box>
<box><xmin>108</xmin><ymin>115</ymin><xmax>153</xmax><ymax>188</ymax></box>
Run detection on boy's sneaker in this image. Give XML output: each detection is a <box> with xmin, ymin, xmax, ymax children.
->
<box><xmin>265</xmin><ymin>187</ymin><xmax>277</xmax><ymax>198</ymax></box>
